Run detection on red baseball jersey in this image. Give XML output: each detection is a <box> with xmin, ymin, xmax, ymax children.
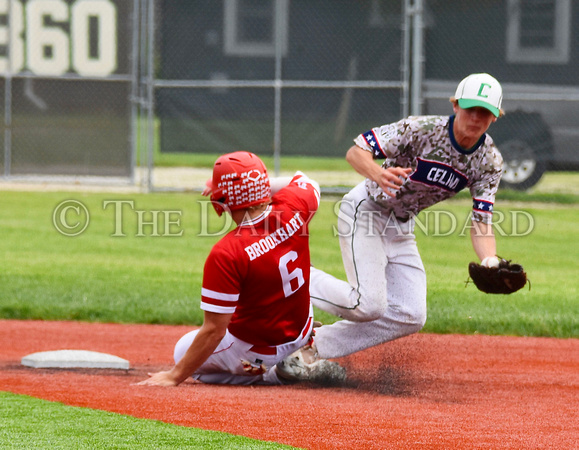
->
<box><xmin>201</xmin><ymin>173</ymin><xmax>320</xmax><ymax>347</ymax></box>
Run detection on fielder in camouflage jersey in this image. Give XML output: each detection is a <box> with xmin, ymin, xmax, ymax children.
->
<box><xmin>360</xmin><ymin>113</ymin><xmax>503</xmax><ymax>224</ymax></box>
<box><xmin>290</xmin><ymin>73</ymin><xmax>507</xmax><ymax>364</ymax></box>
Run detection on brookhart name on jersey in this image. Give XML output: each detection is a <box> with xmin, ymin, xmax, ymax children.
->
<box><xmin>244</xmin><ymin>212</ymin><xmax>305</xmax><ymax>261</ymax></box>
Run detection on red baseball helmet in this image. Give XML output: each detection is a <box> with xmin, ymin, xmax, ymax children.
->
<box><xmin>209</xmin><ymin>151</ymin><xmax>271</xmax><ymax>216</ymax></box>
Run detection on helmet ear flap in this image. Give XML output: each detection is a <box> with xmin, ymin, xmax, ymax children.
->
<box><xmin>210</xmin><ymin>187</ymin><xmax>226</xmax><ymax>217</ymax></box>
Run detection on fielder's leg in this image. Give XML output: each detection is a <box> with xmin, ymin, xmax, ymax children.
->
<box><xmin>314</xmin><ymin>221</ymin><xmax>427</xmax><ymax>359</ymax></box>
<box><xmin>310</xmin><ymin>183</ymin><xmax>389</xmax><ymax>321</ymax></box>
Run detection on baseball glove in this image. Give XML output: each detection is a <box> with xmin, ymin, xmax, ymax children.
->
<box><xmin>468</xmin><ymin>258</ymin><xmax>528</xmax><ymax>294</ymax></box>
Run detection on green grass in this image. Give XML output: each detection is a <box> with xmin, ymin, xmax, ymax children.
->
<box><xmin>1</xmin><ymin>188</ymin><xmax>577</xmax><ymax>449</ymax></box>
<box><xmin>153</xmin><ymin>151</ymin><xmax>579</xmax><ymax>202</ymax></box>
<box><xmin>451</xmin><ymin>188</ymin><xmax>579</xmax><ymax>205</ymax></box>
<box><xmin>310</xmin><ymin>198</ymin><xmax>578</xmax><ymax>337</ymax></box>
<box><xmin>0</xmin><ymin>190</ymin><xmax>577</xmax><ymax>337</ymax></box>
<box><xmin>0</xmin><ymin>392</ymin><xmax>298</xmax><ymax>449</ymax></box>
<box><xmin>0</xmin><ymin>192</ymin><xmax>212</xmax><ymax>324</ymax></box>
<box><xmin>153</xmin><ymin>151</ymin><xmax>354</xmax><ymax>172</ymax></box>
<box><xmin>416</xmin><ymin>201</ymin><xmax>578</xmax><ymax>337</ymax></box>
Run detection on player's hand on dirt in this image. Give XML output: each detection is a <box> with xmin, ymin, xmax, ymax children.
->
<box><xmin>378</xmin><ymin>167</ymin><xmax>412</xmax><ymax>197</ymax></box>
<box><xmin>137</xmin><ymin>370</ymin><xmax>180</xmax><ymax>387</ymax></box>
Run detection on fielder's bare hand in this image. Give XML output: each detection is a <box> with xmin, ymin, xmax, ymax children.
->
<box><xmin>377</xmin><ymin>166</ymin><xmax>413</xmax><ymax>197</ymax></box>
<box><xmin>345</xmin><ymin>145</ymin><xmax>412</xmax><ymax>198</ymax></box>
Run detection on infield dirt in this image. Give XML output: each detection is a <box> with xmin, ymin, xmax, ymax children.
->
<box><xmin>1</xmin><ymin>320</ymin><xmax>577</xmax><ymax>449</ymax></box>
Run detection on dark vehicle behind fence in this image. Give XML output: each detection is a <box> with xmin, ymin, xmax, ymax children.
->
<box><xmin>422</xmin><ymin>0</ymin><xmax>579</xmax><ymax>190</ymax></box>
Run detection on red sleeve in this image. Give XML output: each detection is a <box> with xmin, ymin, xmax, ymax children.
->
<box><xmin>273</xmin><ymin>172</ymin><xmax>320</xmax><ymax>223</ymax></box>
<box><xmin>200</xmin><ymin>241</ymin><xmax>245</xmax><ymax>314</ymax></box>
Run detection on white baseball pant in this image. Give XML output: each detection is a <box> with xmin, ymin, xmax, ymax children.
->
<box><xmin>310</xmin><ymin>182</ymin><xmax>427</xmax><ymax>359</ymax></box>
<box><xmin>173</xmin><ymin>311</ymin><xmax>314</xmax><ymax>385</ymax></box>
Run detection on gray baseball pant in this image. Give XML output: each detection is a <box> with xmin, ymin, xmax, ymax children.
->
<box><xmin>311</xmin><ymin>182</ymin><xmax>427</xmax><ymax>359</ymax></box>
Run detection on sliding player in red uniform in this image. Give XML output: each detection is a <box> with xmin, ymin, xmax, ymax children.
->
<box><xmin>139</xmin><ymin>151</ymin><xmax>344</xmax><ymax>386</ymax></box>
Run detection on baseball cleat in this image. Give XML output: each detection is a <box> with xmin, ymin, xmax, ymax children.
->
<box><xmin>276</xmin><ymin>345</ymin><xmax>346</xmax><ymax>385</ymax></box>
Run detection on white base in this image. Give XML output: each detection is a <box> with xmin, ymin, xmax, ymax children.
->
<box><xmin>21</xmin><ymin>350</ymin><xmax>130</xmax><ymax>370</ymax></box>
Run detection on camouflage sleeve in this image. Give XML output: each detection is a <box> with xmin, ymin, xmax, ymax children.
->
<box><xmin>353</xmin><ymin>119</ymin><xmax>409</xmax><ymax>160</ymax></box>
<box><xmin>469</xmin><ymin>143</ymin><xmax>503</xmax><ymax>224</ymax></box>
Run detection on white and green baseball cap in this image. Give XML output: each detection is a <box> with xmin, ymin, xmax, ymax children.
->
<box><xmin>454</xmin><ymin>73</ymin><xmax>503</xmax><ymax>117</ymax></box>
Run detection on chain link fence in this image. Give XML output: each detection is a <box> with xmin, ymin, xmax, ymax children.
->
<box><xmin>150</xmin><ymin>0</ymin><xmax>407</xmax><ymax>191</ymax></box>
<box><xmin>421</xmin><ymin>0</ymin><xmax>579</xmax><ymax>190</ymax></box>
<box><xmin>1</xmin><ymin>1</ymin><xmax>577</xmax><ymax>191</ymax></box>
<box><xmin>0</xmin><ymin>0</ymin><xmax>135</xmax><ymax>182</ymax></box>
<box><xmin>149</xmin><ymin>0</ymin><xmax>579</xmax><ymax>191</ymax></box>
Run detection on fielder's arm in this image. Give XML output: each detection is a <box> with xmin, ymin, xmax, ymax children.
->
<box><xmin>345</xmin><ymin>145</ymin><xmax>411</xmax><ymax>197</ymax></box>
<box><xmin>138</xmin><ymin>311</ymin><xmax>232</xmax><ymax>386</ymax></box>
<box><xmin>269</xmin><ymin>176</ymin><xmax>293</xmax><ymax>194</ymax></box>
<box><xmin>470</xmin><ymin>220</ymin><xmax>497</xmax><ymax>263</ymax></box>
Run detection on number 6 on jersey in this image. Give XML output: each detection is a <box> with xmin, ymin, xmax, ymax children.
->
<box><xmin>279</xmin><ymin>250</ymin><xmax>305</xmax><ymax>297</ymax></box>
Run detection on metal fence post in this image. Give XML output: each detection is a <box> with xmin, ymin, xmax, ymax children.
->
<box><xmin>401</xmin><ymin>0</ymin><xmax>411</xmax><ymax>118</ymax></box>
<box><xmin>129</xmin><ymin>0</ymin><xmax>140</xmax><ymax>185</ymax></box>
<box><xmin>273</xmin><ymin>1</ymin><xmax>285</xmax><ymax>177</ymax></box>
<box><xmin>3</xmin><ymin>0</ymin><xmax>14</xmax><ymax>178</ymax></box>
<box><xmin>410</xmin><ymin>0</ymin><xmax>424</xmax><ymax>116</ymax></box>
<box><xmin>145</xmin><ymin>0</ymin><xmax>155</xmax><ymax>192</ymax></box>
